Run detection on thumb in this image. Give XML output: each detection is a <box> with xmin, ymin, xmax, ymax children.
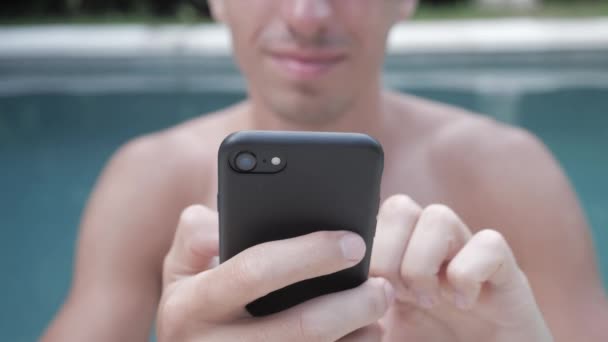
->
<box><xmin>163</xmin><ymin>205</ymin><xmax>219</xmax><ymax>286</ymax></box>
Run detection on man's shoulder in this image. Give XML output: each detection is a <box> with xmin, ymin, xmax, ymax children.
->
<box><xmin>391</xmin><ymin>92</ymin><xmax>560</xmax><ymax>200</ymax></box>
<box><xmin>398</xmin><ymin>94</ymin><xmax>547</xmax><ymax>168</ymax></box>
<box><xmin>431</xmin><ymin>110</ymin><xmax>541</xmax><ymax>168</ymax></box>
<box><xmin>104</xmin><ymin>106</ymin><xmax>240</xmax><ymax>200</ymax></box>
<box><xmin>391</xmin><ymin>92</ymin><xmax>573</xmax><ymax>228</ymax></box>
<box><xmin>389</xmin><ymin>92</ymin><xmax>544</xmax><ymax>161</ymax></box>
<box><xmin>126</xmin><ymin>104</ymin><xmax>241</xmax><ymax>163</ymax></box>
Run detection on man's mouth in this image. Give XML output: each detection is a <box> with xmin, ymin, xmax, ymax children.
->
<box><xmin>268</xmin><ymin>49</ymin><xmax>347</xmax><ymax>80</ymax></box>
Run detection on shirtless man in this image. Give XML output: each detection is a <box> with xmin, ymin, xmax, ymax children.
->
<box><xmin>42</xmin><ymin>1</ymin><xmax>608</xmax><ymax>341</ymax></box>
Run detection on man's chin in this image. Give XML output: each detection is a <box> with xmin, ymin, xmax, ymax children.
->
<box><xmin>269</xmin><ymin>98</ymin><xmax>348</xmax><ymax>126</ymax></box>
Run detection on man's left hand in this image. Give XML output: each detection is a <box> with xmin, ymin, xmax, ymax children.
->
<box><xmin>370</xmin><ymin>195</ymin><xmax>554</xmax><ymax>342</ymax></box>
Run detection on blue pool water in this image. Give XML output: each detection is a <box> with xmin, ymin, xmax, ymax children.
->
<box><xmin>1</xmin><ymin>50</ymin><xmax>607</xmax><ymax>341</ymax></box>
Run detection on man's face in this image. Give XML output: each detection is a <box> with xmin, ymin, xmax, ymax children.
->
<box><xmin>213</xmin><ymin>0</ymin><xmax>414</xmax><ymax>125</ymax></box>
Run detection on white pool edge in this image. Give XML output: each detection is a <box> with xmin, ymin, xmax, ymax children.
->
<box><xmin>1</xmin><ymin>17</ymin><xmax>608</xmax><ymax>57</ymax></box>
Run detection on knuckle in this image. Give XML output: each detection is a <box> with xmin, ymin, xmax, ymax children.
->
<box><xmin>297</xmin><ymin>310</ymin><xmax>325</xmax><ymax>342</ymax></box>
<box><xmin>180</xmin><ymin>205</ymin><xmax>216</xmax><ymax>228</ymax></box>
<box><xmin>342</xmin><ymin>324</ymin><xmax>383</xmax><ymax>342</ymax></box>
<box><xmin>157</xmin><ymin>295</ymin><xmax>187</xmax><ymax>341</ymax></box>
<box><xmin>161</xmin><ymin>254</ymin><xmax>173</xmax><ymax>284</ymax></box>
<box><xmin>180</xmin><ymin>205</ymin><xmax>203</xmax><ymax>223</ymax></box>
<box><xmin>363</xmin><ymin>282</ymin><xmax>389</xmax><ymax>318</ymax></box>
<box><xmin>361</xmin><ymin>324</ymin><xmax>384</xmax><ymax>341</ymax></box>
<box><xmin>382</xmin><ymin>194</ymin><xmax>422</xmax><ymax>217</ymax></box>
<box><xmin>446</xmin><ymin>261</ymin><xmax>472</xmax><ymax>285</ymax></box>
<box><xmin>421</xmin><ymin>204</ymin><xmax>458</xmax><ymax>225</ymax></box>
<box><xmin>400</xmin><ymin>264</ymin><xmax>431</xmax><ymax>285</ymax></box>
<box><xmin>476</xmin><ymin>229</ymin><xmax>507</xmax><ymax>250</ymax></box>
<box><xmin>231</xmin><ymin>250</ymin><xmax>265</xmax><ymax>289</ymax></box>
<box><xmin>195</xmin><ymin>272</ymin><xmax>220</xmax><ymax>307</ymax></box>
<box><xmin>245</xmin><ymin>328</ymin><xmax>273</xmax><ymax>342</ymax></box>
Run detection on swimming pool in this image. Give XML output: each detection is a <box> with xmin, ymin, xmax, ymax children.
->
<box><xmin>1</xmin><ymin>33</ymin><xmax>607</xmax><ymax>341</ymax></box>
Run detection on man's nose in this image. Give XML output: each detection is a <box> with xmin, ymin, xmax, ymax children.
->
<box><xmin>281</xmin><ymin>0</ymin><xmax>332</xmax><ymax>42</ymax></box>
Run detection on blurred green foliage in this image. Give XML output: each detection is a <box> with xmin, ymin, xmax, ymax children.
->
<box><xmin>1</xmin><ymin>0</ymin><xmax>606</xmax><ymax>23</ymax></box>
<box><xmin>0</xmin><ymin>0</ymin><xmax>210</xmax><ymax>18</ymax></box>
<box><xmin>0</xmin><ymin>1</ymin><xmax>471</xmax><ymax>19</ymax></box>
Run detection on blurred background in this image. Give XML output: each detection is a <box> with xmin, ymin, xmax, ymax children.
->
<box><xmin>1</xmin><ymin>0</ymin><xmax>607</xmax><ymax>341</ymax></box>
<box><xmin>2</xmin><ymin>0</ymin><xmax>608</xmax><ymax>23</ymax></box>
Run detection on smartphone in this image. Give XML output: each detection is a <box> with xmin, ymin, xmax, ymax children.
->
<box><xmin>218</xmin><ymin>131</ymin><xmax>384</xmax><ymax>316</ymax></box>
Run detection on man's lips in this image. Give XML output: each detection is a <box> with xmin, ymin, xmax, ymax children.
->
<box><xmin>267</xmin><ymin>50</ymin><xmax>347</xmax><ymax>79</ymax></box>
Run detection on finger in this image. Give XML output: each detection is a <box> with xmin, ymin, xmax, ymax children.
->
<box><xmin>370</xmin><ymin>195</ymin><xmax>421</xmax><ymax>298</ymax></box>
<box><xmin>163</xmin><ymin>205</ymin><xmax>219</xmax><ymax>285</ymax></box>
<box><xmin>188</xmin><ymin>230</ymin><xmax>367</xmax><ymax>320</ymax></box>
<box><xmin>446</xmin><ymin>229</ymin><xmax>523</xmax><ymax>310</ymax></box>
<box><xmin>337</xmin><ymin>323</ymin><xmax>383</xmax><ymax>342</ymax></box>
<box><xmin>250</xmin><ymin>278</ymin><xmax>393</xmax><ymax>342</ymax></box>
<box><xmin>400</xmin><ymin>204</ymin><xmax>472</xmax><ymax>309</ymax></box>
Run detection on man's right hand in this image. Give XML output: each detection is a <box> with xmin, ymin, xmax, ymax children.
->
<box><xmin>157</xmin><ymin>205</ymin><xmax>394</xmax><ymax>342</ymax></box>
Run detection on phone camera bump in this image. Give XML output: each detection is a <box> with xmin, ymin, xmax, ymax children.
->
<box><xmin>235</xmin><ymin>152</ymin><xmax>257</xmax><ymax>172</ymax></box>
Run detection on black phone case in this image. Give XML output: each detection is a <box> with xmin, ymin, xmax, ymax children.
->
<box><xmin>218</xmin><ymin>131</ymin><xmax>384</xmax><ymax>316</ymax></box>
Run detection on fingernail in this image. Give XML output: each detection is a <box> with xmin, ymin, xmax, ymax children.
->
<box><xmin>383</xmin><ymin>280</ymin><xmax>396</xmax><ymax>304</ymax></box>
<box><xmin>417</xmin><ymin>294</ymin><xmax>435</xmax><ymax>309</ymax></box>
<box><xmin>340</xmin><ymin>233</ymin><xmax>366</xmax><ymax>261</ymax></box>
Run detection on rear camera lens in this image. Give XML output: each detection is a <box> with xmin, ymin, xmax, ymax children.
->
<box><xmin>235</xmin><ymin>152</ymin><xmax>257</xmax><ymax>172</ymax></box>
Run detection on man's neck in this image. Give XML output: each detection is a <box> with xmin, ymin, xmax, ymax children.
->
<box><xmin>241</xmin><ymin>87</ymin><xmax>389</xmax><ymax>140</ymax></box>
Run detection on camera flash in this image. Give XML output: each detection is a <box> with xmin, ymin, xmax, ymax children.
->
<box><xmin>271</xmin><ymin>157</ymin><xmax>281</xmax><ymax>166</ymax></box>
